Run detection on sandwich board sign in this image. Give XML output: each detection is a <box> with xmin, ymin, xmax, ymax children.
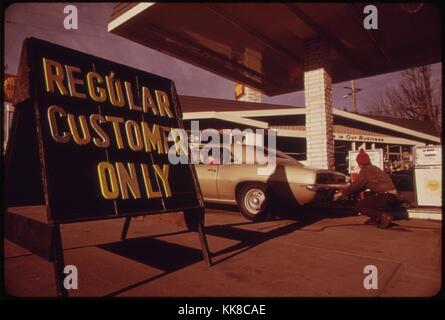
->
<box><xmin>4</xmin><ymin>37</ymin><xmax>211</xmax><ymax>296</ymax></box>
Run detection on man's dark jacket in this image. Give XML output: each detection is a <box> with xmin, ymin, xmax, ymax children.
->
<box><xmin>343</xmin><ymin>164</ymin><xmax>396</xmax><ymax>196</ymax></box>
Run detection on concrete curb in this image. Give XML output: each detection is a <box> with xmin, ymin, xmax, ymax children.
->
<box><xmin>407</xmin><ymin>208</ymin><xmax>442</xmax><ymax>221</ymax></box>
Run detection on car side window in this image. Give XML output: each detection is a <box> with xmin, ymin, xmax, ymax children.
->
<box><xmin>200</xmin><ymin>146</ymin><xmax>223</xmax><ymax>165</ymax></box>
<box><xmin>221</xmin><ymin>147</ymin><xmax>234</xmax><ymax>164</ymax></box>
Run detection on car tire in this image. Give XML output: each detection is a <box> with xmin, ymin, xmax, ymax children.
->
<box><xmin>237</xmin><ymin>183</ymin><xmax>271</xmax><ymax>221</ymax></box>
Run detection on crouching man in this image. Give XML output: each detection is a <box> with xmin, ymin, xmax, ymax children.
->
<box><xmin>335</xmin><ymin>149</ymin><xmax>399</xmax><ymax>229</ymax></box>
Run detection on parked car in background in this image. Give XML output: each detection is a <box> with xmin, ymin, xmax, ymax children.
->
<box><xmin>193</xmin><ymin>144</ymin><xmax>348</xmax><ymax>220</ymax></box>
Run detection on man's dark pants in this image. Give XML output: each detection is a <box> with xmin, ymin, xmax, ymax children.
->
<box><xmin>355</xmin><ymin>193</ymin><xmax>399</xmax><ymax>222</ymax></box>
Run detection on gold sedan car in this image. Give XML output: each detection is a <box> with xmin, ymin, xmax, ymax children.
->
<box><xmin>194</xmin><ymin>144</ymin><xmax>348</xmax><ymax>220</ymax></box>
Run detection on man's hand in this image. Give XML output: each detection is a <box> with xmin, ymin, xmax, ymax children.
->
<box><xmin>333</xmin><ymin>190</ymin><xmax>344</xmax><ymax>201</ymax></box>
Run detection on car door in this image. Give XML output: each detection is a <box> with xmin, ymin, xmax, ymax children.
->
<box><xmin>215</xmin><ymin>146</ymin><xmax>238</xmax><ymax>201</ymax></box>
<box><xmin>195</xmin><ymin>164</ymin><xmax>219</xmax><ymax>199</ymax></box>
<box><xmin>194</xmin><ymin>146</ymin><xmax>221</xmax><ymax>200</ymax></box>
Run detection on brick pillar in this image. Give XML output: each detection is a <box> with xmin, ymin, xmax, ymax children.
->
<box><xmin>303</xmin><ymin>38</ymin><xmax>334</xmax><ymax>170</ymax></box>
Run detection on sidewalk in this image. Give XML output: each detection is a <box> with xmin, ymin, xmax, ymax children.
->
<box><xmin>4</xmin><ymin>207</ymin><xmax>442</xmax><ymax>297</ymax></box>
<box><xmin>408</xmin><ymin>207</ymin><xmax>442</xmax><ymax>221</ymax></box>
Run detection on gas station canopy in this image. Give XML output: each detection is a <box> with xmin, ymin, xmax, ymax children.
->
<box><xmin>108</xmin><ymin>3</ymin><xmax>441</xmax><ymax>96</ymax></box>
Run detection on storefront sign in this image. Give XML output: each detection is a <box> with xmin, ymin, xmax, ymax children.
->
<box><xmin>334</xmin><ymin>133</ymin><xmax>385</xmax><ymax>143</ymax></box>
<box><xmin>5</xmin><ymin>37</ymin><xmax>204</xmax><ymax>223</ymax></box>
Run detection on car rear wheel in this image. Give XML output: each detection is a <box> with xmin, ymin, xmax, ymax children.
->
<box><xmin>237</xmin><ymin>183</ymin><xmax>270</xmax><ymax>221</ymax></box>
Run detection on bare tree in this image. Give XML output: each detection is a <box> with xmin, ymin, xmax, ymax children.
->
<box><xmin>370</xmin><ymin>65</ymin><xmax>442</xmax><ymax>134</ymax></box>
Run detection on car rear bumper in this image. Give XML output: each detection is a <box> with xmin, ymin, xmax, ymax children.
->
<box><xmin>302</xmin><ymin>184</ymin><xmax>346</xmax><ymax>203</ymax></box>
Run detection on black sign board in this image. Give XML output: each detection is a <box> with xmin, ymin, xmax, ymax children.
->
<box><xmin>6</xmin><ymin>37</ymin><xmax>204</xmax><ymax>223</ymax></box>
<box><xmin>5</xmin><ymin>38</ymin><xmax>211</xmax><ymax>296</ymax></box>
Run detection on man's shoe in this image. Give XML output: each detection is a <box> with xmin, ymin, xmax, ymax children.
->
<box><xmin>378</xmin><ymin>213</ymin><xmax>393</xmax><ymax>229</ymax></box>
<box><xmin>364</xmin><ymin>218</ymin><xmax>378</xmax><ymax>225</ymax></box>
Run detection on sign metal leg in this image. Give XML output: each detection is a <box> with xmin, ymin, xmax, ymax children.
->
<box><xmin>121</xmin><ymin>217</ymin><xmax>132</xmax><ymax>241</ymax></box>
<box><xmin>51</xmin><ymin>223</ymin><xmax>68</xmax><ymax>297</ymax></box>
<box><xmin>184</xmin><ymin>208</ymin><xmax>212</xmax><ymax>266</ymax></box>
<box><xmin>197</xmin><ymin>221</ymin><xmax>212</xmax><ymax>266</ymax></box>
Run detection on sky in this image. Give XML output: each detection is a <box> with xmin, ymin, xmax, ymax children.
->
<box><xmin>4</xmin><ymin>3</ymin><xmax>442</xmax><ymax>114</ymax></box>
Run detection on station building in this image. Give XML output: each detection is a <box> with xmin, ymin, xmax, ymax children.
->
<box><xmin>178</xmin><ymin>95</ymin><xmax>441</xmax><ymax>174</ymax></box>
